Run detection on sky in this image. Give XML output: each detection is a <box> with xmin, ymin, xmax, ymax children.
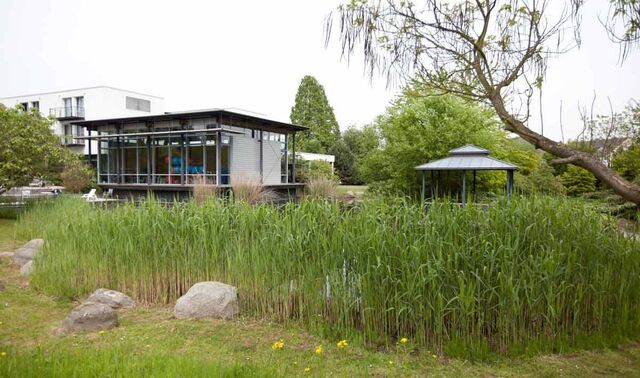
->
<box><xmin>0</xmin><ymin>0</ymin><xmax>638</xmax><ymax>142</ymax></box>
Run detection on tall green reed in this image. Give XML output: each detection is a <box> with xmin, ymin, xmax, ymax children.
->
<box><xmin>17</xmin><ymin>195</ymin><xmax>640</xmax><ymax>357</ymax></box>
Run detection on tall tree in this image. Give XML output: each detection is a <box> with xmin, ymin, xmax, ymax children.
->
<box><xmin>0</xmin><ymin>104</ymin><xmax>70</xmax><ymax>193</ymax></box>
<box><xmin>326</xmin><ymin>0</ymin><xmax>640</xmax><ymax>205</ymax></box>
<box><xmin>290</xmin><ymin>75</ymin><xmax>340</xmax><ymax>153</ymax></box>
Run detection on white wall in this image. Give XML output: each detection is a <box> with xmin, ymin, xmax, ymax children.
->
<box><xmin>0</xmin><ymin>86</ymin><xmax>164</xmax><ymax>155</ymax></box>
<box><xmin>262</xmin><ymin>139</ymin><xmax>282</xmax><ymax>185</ymax></box>
<box><xmin>231</xmin><ymin>135</ymin><xmax>261</xmax><ymax>180</ymax></box>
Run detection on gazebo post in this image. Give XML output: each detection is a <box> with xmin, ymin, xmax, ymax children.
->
<box><xmin>421</xmin><ymin>170</ymin><xmax>426</xmax><ymax>202</ymax></box>
<box><xmin>430</xmin><ymin>171</ymin><xmax>435</xmax><ymax>200</ymax></box>
<box><xmin>461</xmin><ymin>170</ymin><xmax>467</xmax><ymax>206</ymax></box>
<box><xmin>472</xmin><ymin>170</ymin><xmax>477</xmax><ymax>202</ymax></box>
<box><xmin>506</xmin><ymin>170</ymin><xmax>514</xmax><ymax>203</ymax></box>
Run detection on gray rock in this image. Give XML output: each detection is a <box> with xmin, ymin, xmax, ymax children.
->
<box><xmin>174</xmin><ymin>281</ymin><xmax>239</xmax><ymax>320</ymax></box>
<box><xmin>23</xmin><ymin>239</ymin><xmax>44</xmax><ymax>250</ymax></box>
<box><xmin>62</xmin><ymin>302</ymin><xmax>118</xmax><ymax>333</ymax></box>
<box><xmin>87</xmin><ymin>288</ymin><xmax>135</xmax><ymax>309</ymax></box>
<box><xmin>20</xmin><ymin>260</ymin><xmax>33</xmax><ymax>276</ymax></box>
<box><xmin>345</xmin><ymin>190</ymin><xmax>355</xmax><ymax>197</ymax></box>
<box><xmin>12</xmin><ymin>239</ymin><xmax>44</xmax><ymax>266</ymax></box>
<box><xmin>12</xmin><ymin>247</ymin><xmax>37</xmax><ymax>266</ymax></box>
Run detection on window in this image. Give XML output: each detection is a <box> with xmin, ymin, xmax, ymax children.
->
<box><xmin>63</xmin><ymin>98</ymin><xmax>72</xmax><ymax>117</ymax></box>
<box><xmin>126</xmin><ymin>96</ymin><xmax>151</xmax><ymax>112</ymax></box>
<box><xmin>31</xmin><ymin>101</ymin><xmax>39</xmax><ymax>111</ymax></box>
<box><xmin>19</xmin><ymin>102</ymin><xmax>28</xmax><ymax>111</ymax></box>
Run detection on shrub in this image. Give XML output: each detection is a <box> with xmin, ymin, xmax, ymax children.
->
<box><xmin>231</xmin><ymin>174</ymin><xmax>276</xmax><ymax>204</ymax></box>
<box><xmin>60</xmin><ymin>160</ymin><xmax>95</xmax><ymax>193</ymax></box>
<box><xmin>191</xmin><ymin>175</ymin><xmax>218</xmax><ymax>205</ymax></box>
<box><xmin>306</xmin><ymin>176</ymin><xmax>337</xmax><ymax>199</ymax></box>
<box><xmin>562</xmin><ymin>165</ymin><xmax>596</xmax><ymax>196</ymax></box>
<box><xmin>295</xmin><ymin>159</ymin><xmax>337</xmax><ymax>183</ymax></box>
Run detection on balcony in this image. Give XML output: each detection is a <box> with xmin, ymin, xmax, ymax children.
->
<box><xmin>60</xmin><ymin>134</ymin><xmax>85</xmax><ymax>147</ymax></box>
<box><xmin>49</xmin><ymin>106</ymin><xmax>85</xmax><ymax>120</ymax></box>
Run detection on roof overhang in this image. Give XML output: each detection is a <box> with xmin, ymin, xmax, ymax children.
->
<box><xmin>72</xmin><ymin>109</ymin><xmax>307</xmax><ymax>134</ymax></box>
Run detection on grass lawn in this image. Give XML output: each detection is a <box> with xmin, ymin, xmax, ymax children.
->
<box><xmin>336</xmin><ymin>185</ymin><xmax>368</xmax><ymax>195</ymax></box>
<box><xmin>1</xmin><ymin>219</ymin><xmax>640</xmax><ymax>377</ymax></box>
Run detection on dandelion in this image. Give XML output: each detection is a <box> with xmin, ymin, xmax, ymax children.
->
<box><xmin>0</xmin><ymin>321</ymin><xmax>3</xmax><ymax>325</ymax></box>
<box><xmin>315</xmin><ymin>345</ymin><xmax>323</xmax><ymax>355</ymax></box>
<box><xmin>0</xmin><ymin>352</ymin><xmax>6</xmax><ymax>357</ymax></box>
<box><xmin>98</xmin><ymin>330</ymin><xmax>106</xmax><ymax>335</ymax></box>
<box><xmin>271</xmin><ymin>339</ymin><xmax>285</xmax><ymax>350</ymax></box>
<box><xmin>399</xmin><ymin>337</ymin><xmax>408</xmax><ymax>344</ymax></box>
<box><xmin>336</xmin><ymin>339</ymin><xmax>348</xmax><ymax>349</ymax></box>
<box><xmin>432</xmin><ymin>354</ymin><xmax>438</xmax><ymax>359</ymax></box>
<box><xmin>388</xmin><ymin>360</ymin><xmax>394</xmax><ymax>365</ymax></box>
<box><xmin>304</xmin><ymin>367</ymin><xmax>311</xmax><ymax>373</ymax></box>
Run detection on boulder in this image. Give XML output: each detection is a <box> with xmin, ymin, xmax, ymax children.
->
<box><xmin>12</xmin><ymin>239</ymin><xmax>44</xmax><ymax>266</ymax></box>
<box><xmin>345</xmin><ymin>190</ymin><xmax>355</xmax><ymax>197</ymax></box>
<box><xmin>87</xmin><ymin>288</ymin><xmax>135</xmax><ymax>309</ymax></box>
<box><xmin>20</xmin><ymin>260</ymin><xmax>33</xmax><ymax>276</ymax></box>
<box><xmin>23</xmin><ymin>239</ymin><xmax>44</xmax><ymax>250</ymax></box>
<box><xmin>12</xmin><ymin>247</ymin><xmax>37</xmax><ymax>266</ymax></box>
<box><xmin>174</xmin><ymin>281</ymin><xmax>239</xmax><ymax>320</ymax></box>
<box><xmin>62</xmin><ymin>302</ymin><xmax>118</xmax><ymax>333</ymax></box>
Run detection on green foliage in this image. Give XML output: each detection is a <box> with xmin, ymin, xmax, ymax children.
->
<box><xmin>328</xmin><ymin>138</ymin><xmax>357</xmax><ymax>184</ymax></box>
<box><xmin>562</xmin><ymin>165</ymin><xmax>597</xmax><ymax>196</ymax></box>
<box><xmin>0</xmin><ymin>105</ymin><xmax>70</xmax><ymax>190</ymax></box>
<box><xmin>290</xmin><ymin>76</ymin><xmax>340</xmax><ymax>153</ymax></box>
<box><xmin>359</xmin><ymin>91</ymin><xmax>505</xmax><ymax>194</ymax></box>
<box><xmin>295</xmin><ymin>158</ymin><xmax>337</xmax><ymax>183</ymax></box>
<box><xmin>17</xmin><ymin>196</ymin><xmax>640</xmax><ymax>357</ymax></box>
<box><xmin>60</xmin><ymin>159</ymin><xmax>95</xmax><ymax>193</ymax></box>
<box><xmin>339</xmin><ymin>125</ymin><xmax>379</xmax><ymax>185</ymax></box>
<box><xmin>612</xmin><ymin>144</ymin><xmax>640</xmax><ymax>184</ymax></box>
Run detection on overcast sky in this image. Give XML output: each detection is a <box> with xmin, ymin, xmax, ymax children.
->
<box><xmin>1</xmin><ymin>0</ymin><xmax>638</xmax><ymax>142</ymax></box>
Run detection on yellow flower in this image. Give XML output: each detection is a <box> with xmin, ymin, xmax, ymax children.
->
<box><xmin>0</xmin><ymin>321</ymin><xmax>3</xmax><ymax>325</ymax></box>
<box><xmin>0</xmin><ymin>352</ymin><xmax>6</xmax><ymax>357</ymax></box>
<box><xmin>304</xmin><ymin>367</ymin><xmax>311</xmax><ymax>373</ymax></box>
<box><xmin>98</xmin><ymin>330</ymin><xmax>106</xmax><ymax>335</ymax></box>
<box><xmin>336</xmin><ymin>339</ymin><xmax>348</xmax><ymax>349</ymax></box>
<box><xmin>388</xmin><ymin>360</ymin><xmax>394</xmax><ymax>365</ymax></box>
<box><xmin>432</xmin><ymin>354</ymin><xmax>438</xmax><ymax>359</ymax></box>
<box><xmin>315</xmin><ymin>345</ymin><xmax>323</xmax><ymax>355</ymax></box>
<box><xmin>399</xmin><ymin>337</ymin><xmax>408</xmax><ymax>344</ymax></box>
<box><xmin>271</xmin><ymin>339</ymin><xmax>285</xmax><ymax>350</ymax></box>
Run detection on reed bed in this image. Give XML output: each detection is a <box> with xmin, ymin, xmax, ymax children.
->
<box><xmin>17</xmin><ymin>195</ymin><xmax>640</xmax><ymax>357</ymax></box>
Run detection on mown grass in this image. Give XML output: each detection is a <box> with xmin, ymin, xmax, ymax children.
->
<box><xmin>14</xmin><ymin>195</ymin><xmax>640</xmax><ymax>359</ymax></box>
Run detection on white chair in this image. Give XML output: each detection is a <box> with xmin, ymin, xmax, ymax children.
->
<box><xmin>102</xmin><ymin>188</ymin><xmax>113</xmax><ymax>199</ymax></box>
<box><xmin>81</xmin><ymin>188</ymin><xmax>97</xmax><ymax>202</ymax></box>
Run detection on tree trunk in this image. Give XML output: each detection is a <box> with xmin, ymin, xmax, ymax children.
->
<box><xmin>489</xmin><ymin>93</ymin><xmax>640</xmax><ymax>206</ymax></box>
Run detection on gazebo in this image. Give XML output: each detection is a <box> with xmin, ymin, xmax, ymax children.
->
<box><xmin>415</xmin><ymin>145</ymin><xmax>518</xmax><ymax>204</ymax></box>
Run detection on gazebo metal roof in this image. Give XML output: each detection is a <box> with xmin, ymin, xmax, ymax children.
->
<box><xmin>415</xmin><ymin>145</ymin><xmax>518</xmax><ymax>171</ymax></box>
<box><xmin>415</xmin><ymin>144</ymin><xmax>519</xmax><ymax>204</ymax></box>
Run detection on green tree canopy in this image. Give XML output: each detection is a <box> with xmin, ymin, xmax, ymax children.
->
<box><xmin>360</xmin><ymin>90</ymin><xmax>507</xmax><ymax>194</ymax></box>
<box><xmin>0</xmin><ymin>105</ymin><xmax>70</xmax><ymax>192</ymax></box>
<box><xmin>290</xmin><ymin>75</ymin><xmax>340</xmax><ymax>154</ymax></box>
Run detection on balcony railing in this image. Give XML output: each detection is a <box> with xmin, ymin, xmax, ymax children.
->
<box><xmin>60</xmin><ymin>134</ymin><xmax>85</xmax><ymax>146</ymax></box>
<box><xmin>49</xmin><ymin>106</ymin><xmax>85</xmax><ymax>120</ymax></box>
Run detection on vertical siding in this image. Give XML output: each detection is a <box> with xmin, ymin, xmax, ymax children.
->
<box><xmin>231</xmin><ymin>135</ymin><xmax>261</xmax><ymax>180</ymax></box>
<box><xmin>262</xmin><ymin>140</ymin><xmax>282</xmax><ymax>185</ymax></box>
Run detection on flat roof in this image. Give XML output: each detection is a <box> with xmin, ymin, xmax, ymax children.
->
<box><xmin>0</xmin><ymin>85</ymin><xmax>164</xmax><ymax>100</ymax></box>
<box><xmin>72</xmin><ymin>108</ymin><xmax>307</xmax><ymax>133</ymax></box>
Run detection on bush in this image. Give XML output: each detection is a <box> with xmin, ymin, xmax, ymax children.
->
<box><xmin>295</xmin><ymin>159</ymin><xmax>337</xmax><ymax>183</ymax></box>
<box><xmin>230</xmin><ymin>174</ymin><xmax>276</xmax><ymax>204</ymax></box>
<box><xmin>191</xmin><ymin>175</ymin><xmax>219</xmax><ymax>205</ymax></box>
<box><xmin>562</xmin><ymin>165</ymin><xmax>596</xmax><ymax>196</ymax></box>
<box><xmin>18</xmin><ymin>196</ymin><xmax>640</xmax><ymax>358</ymax></box>
<box><xmin>305</xmin><ymin>176</ymin><xmax>336</xmax><ymax>199</ymax></box>
<box><xmin>60</xmin><ymin>160</ymin><xmax>95</xmax><ymax>193</ymax></box>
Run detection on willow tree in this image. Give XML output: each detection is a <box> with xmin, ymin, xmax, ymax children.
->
<box><xmin>326</xmin><ymin>0</ymin><xmax>640</xmax><ymax>204</ymax></box>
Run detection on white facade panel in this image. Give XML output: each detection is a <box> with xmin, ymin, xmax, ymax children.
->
<box><xmin>262</xmin><ymin>140</ymin><xmax>282</xmax><ymax>185</ymax></box>
<box><xmin>231</xmin><ymin>135</ymin><xmax>261</xmax><ymax>181</ymax></box>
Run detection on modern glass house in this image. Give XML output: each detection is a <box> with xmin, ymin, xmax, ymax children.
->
<box><xmin>72</xmin><ymin>109</ymin><xmax>306</xmax><ymax>198</ymax></box>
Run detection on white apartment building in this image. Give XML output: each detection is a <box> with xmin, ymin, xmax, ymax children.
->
<box><xmin>0</xmin><ymin>86</ymin><xmax>164</xmax><ymax>158</ymax></box>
